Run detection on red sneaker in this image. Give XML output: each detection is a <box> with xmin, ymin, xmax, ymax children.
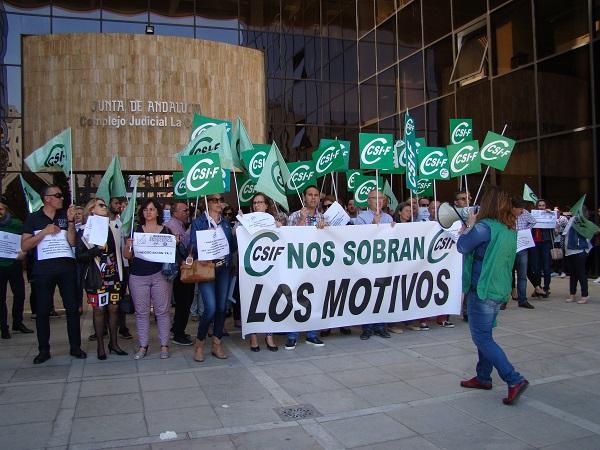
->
<box><xmin>460</xmin><ymin>377</ymin><xmax>492</xmax><ymax>390</ymax></box>
<box><xmin>503</xmin><ymin>379</ymin><xmax>529</xmax><ymax>405</ymax></box>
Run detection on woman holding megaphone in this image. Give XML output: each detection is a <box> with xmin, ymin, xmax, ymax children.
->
<box><xmin>456</xmin><ymin>186</ymin><xmax>529</xmax><ymax>405</ymax></box>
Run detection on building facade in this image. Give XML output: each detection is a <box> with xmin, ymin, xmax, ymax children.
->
<box><xmin>1</xmin><ymin>0</ymin><xmax>599</xmax><ymax>211</ymax></box>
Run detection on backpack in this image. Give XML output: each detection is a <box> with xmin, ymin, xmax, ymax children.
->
<box><xmin>567</xmin><ymin>227</ymin><xmax>588</xmax><ymax>250</ymax></box>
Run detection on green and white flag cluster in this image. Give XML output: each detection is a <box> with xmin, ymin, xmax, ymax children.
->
<box><xmin>570</xmin><ymin>194</ymin><xmax>599</xmax><ymax>240</ymax></box>
<box><xmin>24</xmin><ymin>128</ymin><xmax>72</xmax><ymax>176</ymax></box>
<box><xmin>96</xmin><ymin>155</ymin><xmax>126</xmax><ymax>202</ymax></box>
<box><xmin>120</xmin><ymin>181</ymin><xmax>139</xmax><ymax>237</ymax></box>
<box><xmin>19</xmin><ymin>175</ymin><xmax>43</xmax><ymax>213</ymax></box>
<box><xmin>255</xmin><ymin>142</ymin><xmax>290</xmax><ymax>211</ymax></box>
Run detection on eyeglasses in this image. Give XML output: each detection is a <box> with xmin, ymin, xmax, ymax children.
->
<box><xmin>45</xmin><ymin>193</ymin><xmax>64</xmax><ymax>199</ymax></box>
<box><xmin>323</xmin><ymin>203</ymin><xmax>333</xmax><ymax>209</ymax></box>
<box><xmin>208</xmin><ymin>197</ymin><xmax>225</xmax><ymax>203</ymax></box>
<box><xmin>420</xmin><ymin>202</ymin><xmax>430</xmax><ymax>207</ymax></box>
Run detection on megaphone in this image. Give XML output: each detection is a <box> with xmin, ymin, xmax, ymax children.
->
<box><xmin>437</xmin><ymin>202</ymin><xmax>477</xmax><ymax>229</ymax></box>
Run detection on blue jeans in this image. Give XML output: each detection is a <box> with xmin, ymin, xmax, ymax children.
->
<box><xmin>196</xmin><ymin>265</ymin><xmax>230</xmax><ymax>340</ymax></box>
<box><xmin>467</xmin><ymin>292</ymin><xmax>523</xmax><ymax>386</ymax></box>
<box><xmin>514</xmin><ymin>250</ymin><xmax>528</xmax><ymax>305</ymax></box>
<box><xmin>362</xmin><ymin>323</ymin><xmax>385</xmax><ymax>332</ymax></box>
<box><xmin>287</xmin><ymin>330</ymin><xmax>318</xmax><ymax>341</ymax></box>
<box><xmin>529</xmin><ymin>241</ymin><xmax>552</xmax><ymax>290</ymax></box>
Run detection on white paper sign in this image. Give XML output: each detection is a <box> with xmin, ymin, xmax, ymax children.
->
<box><xmin>236</xmin><ymin>212</ymin><xmax>277</xmax><ymax>235</ymax></box>
<box><xmin>323</xmin><ymin>201</ymin><xmax>351</xmax><ymax>226</ymax></box>
<box><xmin>517</xmin><ymin>229</ymin><xmax>536</xmax><ymax>253</ymax></box>
<box><xmin>196</xmin><ymin>228</ymin><xmax>229</xmax><ymax>261</ymax></box>
<box><xmin>0</xmin><ymin>231</ymin><xmax>21</xmax><ymax>259</ymax></box>
<box><xmin>531</xmin><ymin>210</ymin><xmax>557</xmax><ymax>229</ymax></box>
<box><xmin>35</xmin><ymin>230</ymin><xmax>74</xmax><ymax>260</ymax></box>
<box><xmin>83</xmin><ymin>215</ymin><xmax>109</xmax><ymax>246</ymax></box>
<box><xmin>133</xmin><ymin>232</ymin><xmax>176</xmax><ymax>263</ymax></box>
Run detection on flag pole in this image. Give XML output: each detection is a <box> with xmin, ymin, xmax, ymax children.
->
<box><xmin>69</xmin><ymin>160</ymin><xmax>75</xmax><ymax>205</ymax></box>
<box><xmin>330</xmin><ymin>172</ymin><xmax>338</xmax><ymax>201</ymax></box>
<box><xmin>232</xmin><ymin>170</ymin><xmax>242</xmax><ymax>211</ymax></box>
<box><xmin>129</xmin><ymin>190</ymin><xmax>138</xmax><ymax>240</ymax></box>
<box><xmin>194</xmin><ymin>195</ymin><xmax>200</xmax><ymax>218</ymax></box>
<box><xmin>464</xmin><ymin>176</ymin><xmax>469</xmax><ymax>207</ymax></box>
<box><xmin>473</xmin><ymin>123</ymin><xmax>508</xmax><ymax>205</ymax></box>
<box><xmin>375</xmin><ymin>169</ymin><xmax>380</xmax><ymax>213</ymax></box>
<box><xmin>433</xmin><ymin>180</ymin><xmax>437</xmax><ymax>218</ymax></box>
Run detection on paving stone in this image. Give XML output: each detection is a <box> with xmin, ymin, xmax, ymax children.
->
<box><xmin>142</xmin><ymin>387</ymin><xmax>210</xmax><ymax>411</ymax></box>
<box><xmin>423</xmin><ymin>422</ymin><xmax>534</xmax><ymax>450</ymax></box>
<box><xmin>322</xmin><ymin>413</ymin><xmax>415</xmax><ymax>448</ymax></box>
<box><xmin>262</xmin><ymin>361</ymin><xmax>323</xmax><ymax>379</ymax></box>
<box><xmin>140</xmin><ymin>372</ymin><xmax>199</xmax><ymax>392</ymax></box>
<box><xmin>230</xmin><ymin>426</ymin><xmax>323</xmax><ymax>450</ymax></box>
<box><xmin>387</xmin><ymin>403</ymin><xmax>480</xmax><ymax>434</ymax></box>
<box><xmin>540</xmin><ymin>434</ymin><xmax>600</xmax><ymax>450</ymax></box>
<box><xmin>80</xmin><ymin>376</ymin><xmax>139</xmax><ymax>397</ymax></box>
<box><xmin>70</xmin><ymin>412</ymin><xmax>148</xmax><ymax>444</ymax></box>
<box><xmin>75</xmin><ymin>393</ymin><xmax>143</xmax><ymax>417</ymax></box>
<box><xmin>145</xmin><ymin>405</ymin><xmax>222</xmax><ymax>434</ymax></box>
<box><xmin>309</xmin><ymin>355</ymin><xmax>373</xmax><ymax>372</ymax></box>
<box><xmin>83</xmin><ymin>360</ymin><xmax>137</xmax><ymax>377</ymax></box>
<box><xmin>328</xmin><ymin>366</ymin><xmax>398</xmax><ymax>388</ymax></box>
<box><xmin>296</xmin><ymin>388</ymin><xmax>371</xmax><ymax>415</ymax></box>
<box><xmin>213</xmin><ymin>398</ymin><xmax>281</xmax><ymax>427</ymax></box>
<box><xmin>202</xmin><ymin>380</ymin><xmax>274</xmax><ymax>405</ymax></box>
<box><xmin>151</xmin><ymin>436</ymin><xmax>235</xmax><ymax>449</ymax></box>
<box><xmin>0</xmin><ymin>421</ymin><xmax>53</xmax><ymax>450</ymax></box>
<box><xmin>10</xmin><ymin>365</ymin><xmax>70</xmax><ymax>382</ymax></box>
<box><xmin>352</xmin><ymin>380</ymin><xmax>430</xmax><ymax>406</ymax></box>
<box><xmin>276</xmin><ymin>373</ymin><xmax>345</xmax><ymax>396</ymax></box>
<box><xmin>404</xmin><ymin>373</ymin><xmax>465</xmax><ymax>396</ymax></box>
<box><xmin>353</xmin><ymin>435</ymin><xmax>442</xmax><ymax>450</ymax></box>
<box><xmin>0</xmin><ymin>382</ymin><xmax>64</xmax><ymax>404</ymax></box>
<box><xmin>0</xmin><ymin>399</ymin><xmax>60</xmax><ymax>426</ymax></box>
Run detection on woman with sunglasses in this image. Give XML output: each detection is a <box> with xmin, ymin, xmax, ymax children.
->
<box><xmin>190</xmin><ymin>194</ymin><xmax>237</xmax><ymax>362</ymax></box>
<box><xmin>76</xmin><ymin>198</ymin><xmax>127</xmax><ymax>360</ymax></box>
<box><xmin>245</xmin><ymin>193</ymin><xmax>280</xmax><ymax>351</ymax></box>
<box><xmin>124</xmin><ymin>199</ymin><xmax>173</xmax><ymax>360</ymax></box>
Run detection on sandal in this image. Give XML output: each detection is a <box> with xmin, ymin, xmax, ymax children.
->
<box><xmin>133</xmin><ymin>346</ymin><xmax>148</xmax><ymax>360</ymax></box>
<box><xmin>160</xmin><ymin>345</ymin><xmax>170</xmax><ymax>359</ymax></box>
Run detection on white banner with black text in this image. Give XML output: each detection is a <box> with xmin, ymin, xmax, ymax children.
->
<box><xmin>237</xmin><ymin>221</ymin><xmax>462</xmax><ymax>336</ymax></box>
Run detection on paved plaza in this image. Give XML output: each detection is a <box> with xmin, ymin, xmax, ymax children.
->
<box><xmin>1</xmin><ymin>278</ymin><xmax>600</xmax><ymax>449</ymax></box>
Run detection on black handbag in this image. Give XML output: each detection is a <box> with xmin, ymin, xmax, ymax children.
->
<box><xmin>84</xmin><ymin>259</ymin><xmax>103</xmax><ymax>291</ymax></box>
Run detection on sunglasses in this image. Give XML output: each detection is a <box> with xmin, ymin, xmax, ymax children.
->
<box><xmin>208</xmin><ymin>197</ymin><xmax>225</xmax><ymax>203</ymax></box>
<box><xmin>420</xmin><ymin>203</ymin><xmax>430</xmax><ymax>207</ymax></box>
<box><xmin>45</xmin><ymin>193</ymin><xmax>64</xmax><ymax>199</ymax></box>
<box><xmin>323</xmin><ymin>203</ymin><xmax>333</xmax><ymax>209</ymax></box>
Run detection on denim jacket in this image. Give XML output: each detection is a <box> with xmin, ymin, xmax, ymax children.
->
<box><xmin>189</xmin><ymin>212</ymin><xmax>237</xmax><ymax>266</ymax></box>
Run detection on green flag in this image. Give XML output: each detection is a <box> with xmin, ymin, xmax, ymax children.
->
<box><xmin>523</xmin><ymin>184</ymin><xmax>538</xmax><ymax>203</ymax></box>
<box><xmin>449</xmin><ymin>119</ymin><xmax>473</xmax><ymax>145</ymax></box>
<box><xmin>312</xmin><ymin>139</ymin><xmax>346</xmax><ymax>176</ymax></box>
<box><xmin>222</xmin><ymin>169</ymin><xmax>231</xmax><ymax>193</ymax></box>
<box><xmin>181</xmin><ymin>153</ymin><xmax>224</xmax><ymax>199</ymax></box>
<box><xmin>320</xmin><ymin>138</ymin><xmax>350</xmax><ymax>170</ymax></box>
<box><xmin>359</xmin><ymin>133</ymin><xmax>395</xmax><ymax>170</ymax></box>
<box><xmin>353</xmin><ymin>175</ymin><xmax>384</xmax><ymax>208</ymax></box>
<box><xmin>390</xmin><ymin>140</ymin><xmax>406</xmax><ymax>174</ymax></box>
<box><xmin>173</xmin><ymin>172</ymin><xmax>186</xmax><ymax>199</ymax></box>
<box><xmin>236</xmin><ymin>173</ymin><xmax>257</xmax><ymax>207</ymax></box>
<box><xmin>447</xmin><ymin>140</ymin><xmax>481</xmax><ymax>177</ymax></box>
<box><xmin>190</xmin><ymin>113</ymin><xmax>232</xmax><ymax>141</ymax></box>
<box><xmin>480</xmin><ymin>131</ymin><xmax>516</xmax><ymax>171</ymax></box>
<box><xmin>241</xmin><ymin>144</ymin><xmax>270</xmax><ymax>180</ymax></box>
<box><xmin>255</xmin><ymin>142</ymin><xmax>290</xmax><ymax>211</ymax></box>
<box><xmin>121</xmin><ymin>182</ymin><xmax>138</xmax><ymax>237</ymax></box>
<box><xmin>404</xmin><ymin>113</ymin><xmax>418</xmax><ymax>191</ymax></box>
<box><xmin>383</xmin><ymin>179</ymin><xmax>398</xmax><ymax>211</ymax></box>
<box><xmin>414</xmin><ymin>178</ymin><xmax>434</xmax><ymax>197</ymax></box>
<box><xmin>418</xmin><ymin>147</ymin><xmax>450</xmax><ymax>180</ymax></box>
<box><xmin>286</xmin><ymin>160</ymin><xmax>317</xmax><ymax>194</ymax></box>
<box><xmin>229</xmin><ymin>117</ymin><xmax>251</xmax><ymax>172</ymax></box>
<box><xmin>570</xmin><ymin>194</ymin><xmax>600</xmax><ymax>240</ymax></box>
<box><xmin>24</xmin><ymin>128</ymin><xmax>72</xmax><ymax>176</ymax></box>
<box><xmin>176</xmin><ymin>123</ymin><xmax>236</xmax><ymax>171</ymax></box>
<box><xmin>96</xmin><ymin>155</ymin><xmax>126</xmax><ymax>202</ymax></box>
<box><xmin>19</xmin><ymin>175</ymin><xmax>43</xmax><ymax>213</ymax></box>
<box><xmin>346</xmin><ymin>169</ymin><xmax>361</xmax><ymax>192</ymax></box>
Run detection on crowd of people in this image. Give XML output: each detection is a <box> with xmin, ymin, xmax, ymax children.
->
<box><xmin>0</xmin><ymin>182</ymin><xmax>597</xmax><ymax>405</ymax></box>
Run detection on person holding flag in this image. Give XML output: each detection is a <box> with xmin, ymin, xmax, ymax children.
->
<box><xmin>190</xmin><ymin>193</ymin><xmax>237</xmax><ymax>362</ymax></box>
<box><xmin>0</xmin><ymin>195</ymin><xmax>33</xmax><ymax>339</ymax></box>
<box><xmin>21</xmin><ymin>185</ymin><xmax>86</xmax><ymax>364</ymax></box>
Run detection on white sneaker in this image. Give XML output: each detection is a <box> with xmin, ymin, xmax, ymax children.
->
<box><xmin>560</xmin><ymin>272</ymin><xmax>566</xmax><ymax>278</ymax></box>
<box><xmin>594</xmin><ymin>277</ymin><xmax>600</xmax><ymax>284</ymax></box>
<box><xmin>550</xmin><ymin>272</ymin><xmax>559</xmax><ymax>277</ymax></box>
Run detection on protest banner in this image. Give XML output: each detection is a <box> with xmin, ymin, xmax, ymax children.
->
<box><xmin>531</xmin><ymin>209</ymin><xmax>557</xmax><ymax>229</ymax></box>
<box><xmin>34</xmin><ymin>230</ymin><xmax>74</xmax><ymax>260</ymax></box>
<box><xmin>82</xmin><ymin>215</ymin><xmax>109</xmax><ymax>246</ymax></box>
<box><xmin>133</xmin><ymin>232</ymin><xmax>176</xmax><ymax>263</ymax></box>
<box><xmin>449</xmin><ymin>119</ymin><xmax>473</xmax><ymax>145</ymax></box>
<box><xmin>237</xmin><ymin>221</ymin><xmax>462</xmax><ymax>336</ymax></box>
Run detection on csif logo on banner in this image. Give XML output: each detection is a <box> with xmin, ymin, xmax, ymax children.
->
<box><xmin>405</xmin><ymin>140</ymin><xmax>417</xmax><ymax>187</ymax></box>
<box><xmin>190</xmin><ymin>135</ymin><xmax>221</xmax><ymax>155</ymax></box>
<box><xmin>451</xmin><ymin>121</ymin><xmax>471</xmax><ymax>144</ymax></box>
<box><xmin>480</xmin><ymin>140</ymin><xmax>511</xmax><ymax>161</ymax></box>
<box><xmin>450</xmin><ymin>144</ymin><xmax>478</xmax><ymax>173</ymax></box>
<box><xmin>419</xmin><ymin>150</ymin><xmax>449</xmax><ymax>179</ymax></box>
<box><xmin>186</xmin><ymin>158</ymin><xmax>219</xmax><ymax>192</ymax></box>
<box><xmin>248</xmin><ymin>151</ymin><xmax>267</xmax><ymax>178</ymax></box>
<box><xmin>190</xmin><ymin>122</ymin><xmax>218</xmax><ymax>140</ymax></box>
<box><xmin>361</xmin><ymin>137</ymin><xmax>392</xmax><ymax>165</ymax></box>
<box><xmin>405</xmin><ymin>118</ymin><xmax>415</xmax><ymax>136</ymax></box>
<box><xmin>174</xmin><ymin>177</ymin><xmax>186</xmax><ymax>197</ymax></box>
<box><xmin>354</xmin><ymin>179</ymin><xmax>377</xmax><ymax>204</ymax></box>
<box><xmin>44</xmin><ymin>144</ymin><xmax>66</xmax><ymax>168</ymax></box>
<box><xmin>426</xmin><ymin>229</ymin><xmax>455</xmax><ymax>263</ymax></box>
<box><xmin>316</xmin><ymin>145</ymin><xmax>340</xmax><ymax>173</ymax></box>
<box><xmin>272</xmin><ymin>163</ymin><xmax>285</xmax><ymax>195</ymax></box>
<box><xmin>287</xmin><ymin>164</ymin><xmax>314</xmax><ymax>190</ymax></box>
<box><xmin>244</xmin><ymin>231</ymin><xmax>285</xmax><ymax>277</ymax></box>
<box><xmin>395</xmin><ymin>140</ymin><xmax>407</xmax><ymax>168</ymax></box>
<box><xmin>239</xmin><ymin>178</ymin><xmax>256</xmax><ymax>203</ymax></box>
<box><xmin>347</xmin><ymin>171</ymin><xmax>360</xmax><ymax>191</ymax></box>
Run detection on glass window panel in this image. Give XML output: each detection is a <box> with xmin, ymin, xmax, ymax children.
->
<box><xmin>102</xmin><ymin>0</ymin><xmax>148</xmax><ymax>22</ymax></box>
<box><xmin>376</xmin><ymin>0</ymin><xmax>395</xmax><ymax>25</ymax></box>
<box><xmin>153</xmin><ymin>24</ymin><xmax>194</xmax><ymax>38</ymax></box>
<box><xmin>305</xmin><ymin>80</ymin><xmax>319</xmax><ymax>119</ymax></box>
<box><xmin>537</xmin><ymin>47</ymin><xmax>591</xmax><ymax>135</ymax></box>
<box><xmin>425</xmin><ymin>36</ymin><xmax>453</xmax><ymax>100</ymax></box>
<box><xmin>239</xmin><ymin>0</ymin><xmax>279</xmax><ymax>31</ymax></box>
<box><xmin>540</xmin><ymin>131</ymin><xmax>594</xmax><ymax>208</ymax></box>
<box><xmin>195</xmin><ymin>27</ymin><xmax>238</xmax><ymax>45</ymax></box>
<box><xmin>378</xmin><ymin>65</ymin><xmax>398</xmax><ymax>118</ymax></box>
<box><xmin>282</xmin><ymin>0</ymin><xmax>320</xmax><ymax>36</ymax></box>
<box><xmin>398</xmin><ymin>51</ymin><xmax>424</xmax><ymax>110</ymax></box>
<box><xmin>5</xmin><ymin>66</ymin><xmax>21</xmax><ymax>116</ymax></box>
<box><xmin>325</xmin><ymin>54</ymin><xmax>344</xmax><ymax>82</ymax></box>
<box><xmin>596</xmin><ymin>42</ymin><xmax>600</xmax><ymax>119</ymax></box>
<box><xmin>330</xmin><ymin>83</ymin><xmax>345</xmax><ymax>125</ymax></box>
<box><xmin>341</xmin><ymin>3</ymin><xmax>358</xmax><ymax>42</ymax></box>
<box><xmin>3</xmin><ymin>1</ymin><xmax>50</xmax><ymax>14</ymax></box>
<box><xmin>304</xmin><ymin>37</ymin><xmax>321</xmax><ymax>79</ymax></box>
<box><xmin>359</xmin><ymin>30</ymin><xmax>376</xmax><ymax>81</ymax></box>
<box><xmin>5</xmin><ymin>13</ymin><xmax>50</xmax><ymax>65</ymax></box>
<box><xmin>426</xmin><ymin>94</ymin><xmax>454</xmax><ymax>146</ymax></box>
<box><xmin>196</xmin><ymin>2</ymin><xmax>239</xmax><ymax>29</ymax></box>
<box><xmin>449</xmin><ymin>22</ymin><xmax>488</xmax><ymax>83</ymax></box>
<box><xmin>53</xmin><ymin>0</ymin><xmax>100</xmax><ymax>18</ymax></box>
<box><xmin>357</xmin><ymin>0</ymin><xmax>375</xmax><ymax>38</ymax></box>
<box><xmin>456</xmin><ymin>79</ymin><xmax>492</xmax><ymax>142</ymax></box>
<box><xmin>360</xmin><ymin>76</ymin><xmax>377</xmax><ymax>126</ymax></box>
<box><xmin>149</xmin><ymin>0</ymin><xmax>193</xmax><ymax>25</ymax></box>
<box><xmin>52</xmin><ymin>18</ymin><xmax>100</xmax><ymax>34</ymax></box>
<box><xmin>595</xmin><ymin>0</ymin><xmax>600</xmax><ymax>37</ymax></box>
<box><xmin>490</xmin><ymin>0</ymin><xmax>511</xmax><ymax>9</ymax></box>
<box><xmin>397</xmin><ymin>0</ymin><xmax>421</xmax><ymax>61</ymax></box>
<box><xmin>102</xmin><ymin>20</ymin><xmax>146</xmax><ymax>34</ymax></box>
<box><xmin>343</xmin><ymin>44</ymin><xmax>358</xmax><ymax>83</ymax></box>
<box><xmin>344</xmin><ymin>86</ymin><xmax>359</xmax><ymax>126</ymax></box>
<box><xmin>452</xmin><ymin>0</ymin><xmax>486</xmax><ymax>29</ymax></box>
<box><xmin>495</xmin><ymin>140</ymin><xmax>538</xmax><ymax>199</ymax></box>
<box><xmin>379</xmin><ymin>114</ymin><xmax>399</xmax><ymax>135</ymax></box>
<box><xmin>535</xmin><ymin>0</ymin><xmax>589</xmax><ymax>59</ymax></box>
<box><xmin>422</xmin><ymin>0</ymin><xmax>451</xmax><ymax>45</ymax></box>
<box><xmin>325</xmin><ymin>38</ymin><xmax>344</xmax><ymax>61</ymax></box>
<box><xmin>492</xmin><ymin>67</ymin><xmax>536</xmax><ymax>140</ymax></box>
<box><xmin>322</xmin><ymin>0</ymin><xmax>345</xmax><ymax>39</ymax></box>
<box><xmin>377</xmin><ymin>15</ymin><xmax>396</xmax><ymax>71</ymax></box>
<box><xmin>290</xmin><ymin>80</ymin><xmax>307</xmax><ymax>123</ymax></box>
<box><xmin>491</xmin><ymin>0</ymin><xmax>533</xmax><ymax>76</ymax></box>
